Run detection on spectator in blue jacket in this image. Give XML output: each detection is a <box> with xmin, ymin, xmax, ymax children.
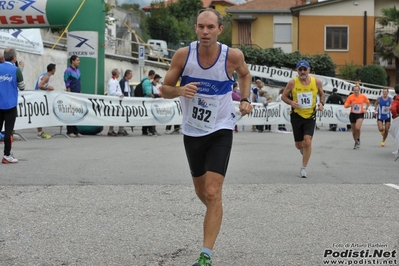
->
<box><xmin>0</xmin><ymin>47</ymin><xmax>25</xmax><ymax>163</ymax></box>
<box><xmin>141</xmin><ymin>70</ymin><xmax>155</xmax><ymax>136</ymax></box>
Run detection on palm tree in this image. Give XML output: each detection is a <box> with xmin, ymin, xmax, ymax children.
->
<box><xmin>375</xmin><ymin>5</ymin><xmax>399</xmax><ymax>85</ymax></box>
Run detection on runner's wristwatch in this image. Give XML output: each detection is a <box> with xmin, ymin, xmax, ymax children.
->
<box><xmin>240</xmin><ymin>98</ymin><xmax>250</xmax><ymax>103</ymax></box>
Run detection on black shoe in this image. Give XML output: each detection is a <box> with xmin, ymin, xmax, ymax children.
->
<box><xmin>118</xmin><ymin>130</ymin><xmax>129</xmax><ymax>136</ymax></box>
<box><xmin>353</xmin><ymin>141</ymin><xmax>360</xmax><ymax>149</ymax></box>
<box><xmin>107</xmin><ymin>131</ymin><xmax>118</xmax><ymax>136</ymax></box>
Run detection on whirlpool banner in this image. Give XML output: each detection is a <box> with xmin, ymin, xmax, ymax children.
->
<box><xmin>14</xmin><ymin>91</ymin><xmax>377</xmax><ymax>130</ymax></box>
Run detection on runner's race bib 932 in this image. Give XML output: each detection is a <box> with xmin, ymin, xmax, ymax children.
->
<box><xmin>187</xmin><ymin>96</ymin><xmax>219</xmax><ymax>131</ymax></box>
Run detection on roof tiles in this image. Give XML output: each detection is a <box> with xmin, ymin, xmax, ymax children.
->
<box><xmin>143</xmin><ymin>0</ymin><xmax>236</xmax><ymax>11</ymax></box>
<box><xmin>227</xmin><ymin>0</ymin><xmax>302</xmax><ymax>11</ymax></box>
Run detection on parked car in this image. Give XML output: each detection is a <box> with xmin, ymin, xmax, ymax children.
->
<box><xmin>146</xmin><ymin>39</ymin><xmax>169</xmax><ymax>59</ymax></box>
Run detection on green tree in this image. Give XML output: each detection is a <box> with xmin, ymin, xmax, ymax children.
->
<box><xmin>145</xmin><ymin>1</ymin><xmax>232</xmax><ymax>46</ymax></box>
<box><xmin>240</xmin><ymin>47</ymin><xmax>336</xmax><ymax>77</ymax></box>
<box><xmin>146</xmin><ymin>2</ymin><xmax>178</xmax><ymax>42</ymax></box>
<box><xmin>357</xmin><ymin>64</ymin><xmax>387</xmax><ymax>87</ymax></box>
<box><xmin>146</xmin><ymin>1</ymin><xmax>199</xmax><ymax>45</ymax></box>
<box><xmin>105</xmin><ymin>2</ymin><xmax>114</xmax><ymax>23</ymax></box>
<box><xmin>120</xmin><ymin>3</ymin><xmax>141</xmax><ymax>11</ymax></box>
<box><xmin>338</xmin><ymin>61</ymin><xmax>361</xmax><ymax>81</ymax></box>
<box><xmin>219</xmin><ymin>15</ymin><xmax>232</xmax><ymax>46</ymax></box>
<box><xmin>168</xmin><ymin>0</ymin><xmax>203</xmax><ymax>22</ymax></box>
<box><xmin>167</xmin><ymin>0</ymin><xmax>203</xmax><ymax>45</ymax></box>
<box><xmin>176</xmin><ymin>19</ymin><xmax>196</xmax><ymax>42</ymax></box>
<box><xmin>309</xmin><ymin>54</ymin><xmax>337</xmax><ymax>77</ymax></box>
<box><xmin>375</xmin><ymin>5</ymin><xmax>399</xmax><ymax>84</ymax></box>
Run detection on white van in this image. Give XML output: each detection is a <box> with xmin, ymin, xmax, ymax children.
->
<box><xmin>147</xmin><ymin>39</ymin><xmax>169</xmax><ymax>59</ymax></box>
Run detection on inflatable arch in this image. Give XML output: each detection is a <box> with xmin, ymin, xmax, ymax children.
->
<box><xmin>0</xmin><ymin>0</ymin><xmax>106</xmax><ymax>95</ymax></box>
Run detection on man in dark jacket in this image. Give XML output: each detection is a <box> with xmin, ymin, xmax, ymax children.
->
<box><xmin>64</xmin><ymin>55</ymin><xmax>82</xmax><ymax>137</ymax></box>
<box><xmin>119</xmin><ymin>69</ymin><xmax>133</xmax><ymax>97</ymax></box>
<box><xmin>326</xmin><ymin>88</ymin><xmax>344</xmax><ymax>131</ymax></box>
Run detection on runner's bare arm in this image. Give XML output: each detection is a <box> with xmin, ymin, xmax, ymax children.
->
<box><xmin>316</xmin><ymin>79</ymin><xmax>325</xmax><ymax>103</ymax></box>
<box><xmin>316</xmin><ymin>79</ymin><xmax>325</xmax><ymax>110</ymax></box>
<box><xmin>374</xmin><ymin>97</ymin><xmax>380</xmax><ymax>112</ymax></box>
<box><xmin>229</xmin><ymin>48</ymin><xmax>251</xmax><ymax>99</ymax></box>
<box><xmin>228</xmin><ymin>48</ymin><xmax>252</xmax><ymax>116</ymax></box>
<box><xmin>161</xmin><ymin>48</ymin><xmax>198</xmax><ymax>99</ymax></box>
<box><xmin>38</xmin><ymin>76</ymin><xmax>53</xmax><ymax>91</ymax></box>
<box><xmin>281</xmin><ymin>80</ymin><xmax>298</xmax><ymax>108</ymax></box>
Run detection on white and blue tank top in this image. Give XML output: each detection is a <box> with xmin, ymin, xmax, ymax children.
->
<box><xmin>34</xmin><ymin>73</ymin><xmax>49</xmax><ymax>90</ymax></box>
<box><xmin>180</xmin><ymin>41</ymin><xmax>235</xmax><ymax>137</ymax></box>
<box><xmin>377</xmin><ymin>96</ymin><xmax>392</xmax><ymax>120</ymax></box>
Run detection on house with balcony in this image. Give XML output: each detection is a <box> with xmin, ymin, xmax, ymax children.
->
<box><xmin>291</xmin><ymin>0</ymin><xmax>397</xmax><ymax>85</ymax></box>
<box><xmin>226</xmin><ymin>0</ymin><xmax>301</xmax><ymax>53</ymax></box>
<box><xmin>227</xmin><ymin>0</ymin><xmax>397</xmax><ymax>85</ymax></box>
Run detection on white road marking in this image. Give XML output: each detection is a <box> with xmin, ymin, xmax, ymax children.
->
<box><xmin>385</xmin><ymin>183</ymin><xmax>399</xmax><ymax>190</ymax></box>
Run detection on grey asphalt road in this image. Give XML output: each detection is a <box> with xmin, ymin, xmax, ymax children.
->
<box><xmin>1</xmin><ymin>125</ymin><xmax>398</xmax><ymax>266</ymax></box>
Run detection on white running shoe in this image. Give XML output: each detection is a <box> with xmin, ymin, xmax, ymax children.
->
<box><xmin>393</xmin><ymin>150</ymin><xmax>398</xmax><ymax>155</ymax></box>
<box><xmin>2</xmin><ymin>154</ymin><xmax>18</xmax><ymax>164</ymax></box>
<box><xmin>299</xmin><ymin>168</ymin><xmax>307</xmax><ymax>178</ymax></box>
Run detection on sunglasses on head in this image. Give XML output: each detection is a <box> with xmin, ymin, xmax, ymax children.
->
<box><xmin>298</xmin><ymin>67</ymin><xmax>308</xmax><ymax>71</ymax></box>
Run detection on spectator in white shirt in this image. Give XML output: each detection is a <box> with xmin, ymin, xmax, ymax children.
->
<box><xmin>107</xmin><ymin>68</ymin><xmax>128</xmax><ymax>136</ymax></box>
<box><xmin>152</xmin><ymin>74</ymin><xmax>162</xmax><ymax>98</ymax></box>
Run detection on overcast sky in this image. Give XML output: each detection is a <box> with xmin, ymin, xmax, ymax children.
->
<box><xmin>118</xmin><ymin>0</ymin><xmax>246</xmax><ymax>7</ymax></box>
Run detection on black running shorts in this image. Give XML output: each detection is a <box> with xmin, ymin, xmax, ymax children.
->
<box><xmin>377</xmin><ymin>117</ymin><xmax>391</xmax><ymax>123</ymax></box>
<box><xmin>290</xmin><ymin>112</ymin><xmax>316</xmax><ymax>142</ymax></box>
<box><xmin>183</xmin><ymin>129</ymin><xmax>233</xmax><ymax>178</ymax></box>
<box><xmin>349</xmin><ymin>113</ymin><xmax>365</xmax><ymax>124</ymax></box>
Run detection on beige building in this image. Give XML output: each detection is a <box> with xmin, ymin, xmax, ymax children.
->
<box><xmin>227</xmin><ymin>0</ymin><xmax>398</xmax><ymax>85</ymax></box>
<box><xmin>142</xmin><ymin>0</ymin><xmax>236</xmax><ymax>15</ymax></box>
<box><xmin>226</xmin><ymin>0</ymin><xmax>300</xmax><ymax>53</ymax></box>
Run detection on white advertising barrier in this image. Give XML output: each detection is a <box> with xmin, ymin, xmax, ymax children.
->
<box><xmin>0</xmin><ymin>29</ymin><xmax>44</xmax><ymax>55</ymax></box>
<box><xmin>389</xmin><ymin>117</ymin><xmax>399</xmax><ymax>150</ymax></box>
<box><xmin>14</xmin><ymin>91</ymin><xmax>378</xmax><ymax>130</ymax></box>
<box><xmin>248</xmin><ymin>64</ymin><xmax>394</xmax><ymax>101</ymax></box>
<box><xmin>250</xmin><ymin>102</ymin><xmax>376</xmax><ymax>125</ymax></box>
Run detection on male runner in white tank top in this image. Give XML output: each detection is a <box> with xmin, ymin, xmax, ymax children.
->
<box><xmin>161</xmin><ymin>8</ymin><xmax>253</xmax><ymax>266</ymax></box>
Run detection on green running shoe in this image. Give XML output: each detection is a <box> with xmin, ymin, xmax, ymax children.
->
<box><xmin>192</xmin><ymin>252</ymin><xmax>212</xmax><ymax>266</ymax></box>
